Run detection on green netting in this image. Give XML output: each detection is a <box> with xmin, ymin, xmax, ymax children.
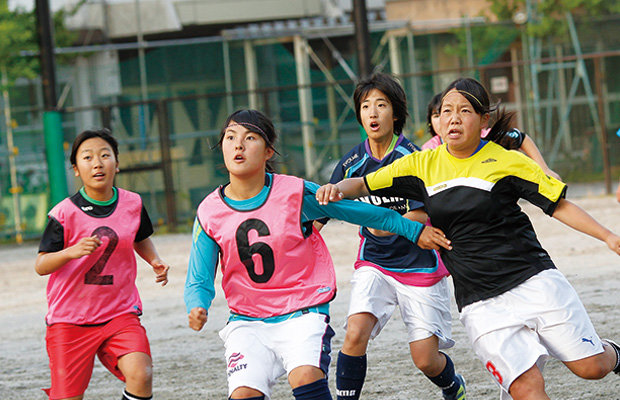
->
<box><xmin>1</xmin><ymin>16</ymin><xmax>619</xmax><ymax>241</ymax></box>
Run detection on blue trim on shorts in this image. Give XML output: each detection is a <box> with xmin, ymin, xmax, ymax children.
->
<box><xmin>228</xmin><ymin>304</ymin><xmax>330</xmax><ymax>323</ymax></box>
<box><xmin>320</xmin><ymin>322</ymin><xmax>335</xmax><ymax>375</ymax></box>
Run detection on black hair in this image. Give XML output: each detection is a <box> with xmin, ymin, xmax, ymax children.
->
<box><xmin>218</xmin><ymin>109</ymin><xmax>279</xmax><ymax>173</ymax></box>
<box><xmin>440</xmin><ymin>77</ymin><xmax>515</xmax><ymax>141</ymax></box>
<box><xmin>426</xmin><ymin>92</ymin><xmax>442</xmax><ymax>136</ymax></box>
<box><xmin>70</xmin><ymin>128</ymin><xmax>119</xmax><ymax>166</ymax></box>
<box><xmin>353</xmin><ymin>72</ymin><xmax>409</xmax><ymax>135</ymax></box>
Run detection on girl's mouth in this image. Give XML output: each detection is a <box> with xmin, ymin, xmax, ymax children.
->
<box><xmin>369</xmin><ymin>121</ymin><xmax>380</xmax><ymax>131</ymax></box>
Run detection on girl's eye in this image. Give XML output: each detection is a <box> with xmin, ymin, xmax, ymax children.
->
<box><xmin>362</xmin><ymin>104</ymin><xmax>368</xmax><ymax>109</ymax></box>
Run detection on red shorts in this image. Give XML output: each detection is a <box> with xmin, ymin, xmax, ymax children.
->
<box><xmin>44</xmin><ymin>313</ymin><xmax>151</xmax><ymax>400</ymax></box>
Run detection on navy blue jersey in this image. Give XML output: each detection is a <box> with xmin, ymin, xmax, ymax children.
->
<box><xmin>327</xmin><ymin>135</ymin><xmax>437</xmax><ymax>271</ymax></box>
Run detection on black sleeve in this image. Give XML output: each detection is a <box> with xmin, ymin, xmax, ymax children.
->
<box><xmin>38</xmin><ymin>217</ymin><xmax>65</xmax><ymax>253</ymax></box>
<box><xmin>491</xmin><ymin>128</ymin><xmax>525</xmax><ymax>150</ymax></box>
<box><xmin>135</xmin><ymin>205</ymin><xmax>154</xmax><ymax>242</ymax></box>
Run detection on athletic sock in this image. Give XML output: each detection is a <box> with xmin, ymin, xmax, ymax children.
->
<box><xmin>122</xmin><ymin>389</ymin><xmax>152</xmax><ymax>400</ymax></box>
<box><xmin>605</xmin><ymin>339</ymin><xmax>620</xmax><ymax>374</ymax></box>
<box><xmin>292</xmin><ymin>378</ymin><xmax>332</xmax><ymax>400</ymax></box>
<box><xmin>425</xmin><ymin>353</ymin><xmax>459</xmax><ymax>396</ymax></box>
<box><xmin>336</xmin><ymin>351</ymin><xmax>366</xmax><ymax>400</ymax></box>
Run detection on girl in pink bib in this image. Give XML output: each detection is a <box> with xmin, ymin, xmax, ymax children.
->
<box><xmin>36</xmin><ymin>129</ymin><xmax>170</xmax><ymax>400</ymax></box>
<box><xmin>185</xmin><ymin>109</ymin><xmax>450</xmax><ymax>400</ymax></box>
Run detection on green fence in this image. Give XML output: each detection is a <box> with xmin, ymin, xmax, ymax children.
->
<box><xmin>1</xmin><ymin>15</ymin><xmax>619</xmax><ymax>242</ymax></box>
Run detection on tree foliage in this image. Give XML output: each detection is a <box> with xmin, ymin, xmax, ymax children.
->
<box><xmin>487</xmin><ymin>0</ymin><xmax>620</xmax><ymax>38</ymax></box>
<box><xmin>0</xmin><ymin>0</ymin><xmax>76</xmax><ymax>83</ymax></box>
<box><xmin>444</xmin><ymin>0</ymin><xmax>620</xmax><ymax>64</ymax></box>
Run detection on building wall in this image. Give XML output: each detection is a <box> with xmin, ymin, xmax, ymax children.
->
<box><xmin>385</xmin><ymin>0</ymin><xmax>497</xmax><ymax>25</ymax></box>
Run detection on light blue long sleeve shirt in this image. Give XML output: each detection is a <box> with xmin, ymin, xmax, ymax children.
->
<box><xmin>184</xmin><ymin>175</ymin><xmax>424</xmax><ymax>318</ymax></box>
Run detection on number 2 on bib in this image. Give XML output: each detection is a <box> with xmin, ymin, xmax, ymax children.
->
<box><xmin>84</xmin><ymin>226</ymin><xmax>118</xmax><ymax>285</ymax></box>
<box><xmin>236</xmin><ymin>219</ymin><xmax>275</xmax><ymax>283</ymax></box>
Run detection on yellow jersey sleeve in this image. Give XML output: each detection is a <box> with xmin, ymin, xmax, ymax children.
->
<box><xmin>364</xmin><ymin>152</ymin><xmax>418</xmax><ymax>193</ymax></box>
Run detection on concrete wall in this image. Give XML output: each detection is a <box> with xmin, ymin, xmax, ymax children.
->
<box><xmin>385</xmin><ymin>0</ymin><xmax>497</xmax><ymax>26</ymax></box>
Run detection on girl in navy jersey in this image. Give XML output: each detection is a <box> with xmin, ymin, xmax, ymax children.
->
<box><xmin>316</xmin><ymin>77</ymin><xmax>620</xmax><ymax>400</ymax></box>
<box><xmin>184</xmin><ymin>109</ymin><xmax>450</xmax><ymax>400</ymax></box>
<box><xmin>36</xmin><ymin>129</ymin><xmax>170</xmax><ymax>400</ymax></box>
<box><xmin>316</xmin><ymin>73</ymin><xmax>466</xmax><ymax>400</ymax></box>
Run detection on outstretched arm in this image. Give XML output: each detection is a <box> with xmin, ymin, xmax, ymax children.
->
<box><xmin>306</xmin><ymin>182</ymin><xmax>451</xmax><ymax>250</ymax></box>
<box><xmin>520</xmin><ymin>135</ymin><xmax>561</xmax><ymax>181</ymax></box>
<box><xmin>315</xmin><ymin>177</ymin><xmax>368</xmax><ymax>205</ymax></box>
<box><xmin>552</xmin><ymin>198</ymin><xmax>620</xmax><ymax>255</ymax></box>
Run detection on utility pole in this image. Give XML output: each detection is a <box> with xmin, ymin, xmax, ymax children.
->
<box><xmin>36</xmin><ymin>0</ymin><xmax>68</xmax><ymax>207</ymax></box>
<box><xmin>353</xmin><ymin>0</ymin><xmax>372</xmax><ymax>79</ymax></box>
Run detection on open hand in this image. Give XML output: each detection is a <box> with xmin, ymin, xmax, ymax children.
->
<box><xmin>417</xmin><ymin>226</ymin><xmax>452</xmax><ymax>251</ymax></box>
<box><xmin>316</xmin><ymin>183</ymin><xmax>343</xmax><ymax>205</ymax></box>
<box><xmin>150</xmin><ymin>259</ymin><xmax>170</xmax><ymax>286</ymax></box>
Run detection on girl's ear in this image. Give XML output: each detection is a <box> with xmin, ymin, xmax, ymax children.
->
<box><xmin>265</xmin><ymin>147</ymin><xmax>275</xmax><ymax>161</ymax></box>
<box><xmin>72</xmin><ymin>165</ymin><xmax>79</xmax><ymax>177</ymax></box>
<box><xmin>481</xmin><ymin>113</ymin><xmax>491</xmax><ymax>129</ymax></box>
<box><xmin>116</xmin><ymin>161</ymin><xmax>120</xmax><ymax>173</ymax></box>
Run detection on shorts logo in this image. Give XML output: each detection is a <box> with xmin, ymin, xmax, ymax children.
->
<box><xmin>227</xmin><ymin>352</ymin><xmax>248</xmax><ymax>377</ymax></box>
<box><xmin>317</xmin><ymin>286</ymin><xmax>332</xmax><ymax>294</ymax></box>
<box><xmin>581</xmin><ymin>337</ymin><xmax>595</xmax><ymax>346</ymax></box>
<box><xmin>336</xmin><ymin>389</ymin><xmax>357</xmax><ymax>396</ymax></box>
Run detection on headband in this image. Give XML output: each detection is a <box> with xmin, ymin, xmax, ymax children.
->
<box><xmin>224</xmin><ymin>122</ymin><xmax>280</xmax><ymax>155</ymax></box>
<box><xmin>443</xmin><ymin>89</ymin><xmax>484</xmax><ymax>108</ymax></box>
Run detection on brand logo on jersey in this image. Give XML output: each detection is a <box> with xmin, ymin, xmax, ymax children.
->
<box><xmin>481</xmin><ymin>158</ymin><xmax>497</xmax><ymax>164</ymax></box>
<box><xmin>581</xmin><ymin>337</ymin><xmax>595</xmax><ymax>346</ymax></box>
<box><xmin>227</xmin><ymin>352</ymin><xmax>245</xmax><ymax>368</ymax></box>
<box><xmin>317</xmin><ymin>286</ymin><xmax>332</xmax><ymax>294</ymax></box>
<box><xmin>81</xmin><ymin>206</ymin><xmax>94</xmax><ymax>211</ymax></box>
<box><xmin>342</xmin><ymin>153</ymin><xmax>359</xmax><ymax>168</ymax></box>
<box><xmin>227</xmin><ymin>352</ymin><xmax>248</xmax><ymax>376</ymax></box>
<box><xmin>337</xmin><ymin>389</ymin><xmax>357</xmax><ymax>397</ymax></box>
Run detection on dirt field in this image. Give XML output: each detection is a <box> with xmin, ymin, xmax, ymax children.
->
<box><xmin>1</xmin><ymin>193</ymin><xmax>619</xmax><ymax>399</ymax></box>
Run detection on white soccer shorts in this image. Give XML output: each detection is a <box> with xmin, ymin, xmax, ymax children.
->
<box><xmin>346</xmin><ymin>266</ymin><xmax>454</xmax><ymax>348</ymax></box>
<box><xmin>218</xmin><ymin>311</ymin><xmax>334</xmax><ymax>399</ymax></box>
<box><xmin>460</xmin><ymin>268</ymin><xmax>604</xmax><ymax>396</ymax></box>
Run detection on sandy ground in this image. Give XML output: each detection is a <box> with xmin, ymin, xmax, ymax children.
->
<box><xmin>1</xmin><ymin>193</ymin><xmax>619</xmax><ymax>399</ymax></box>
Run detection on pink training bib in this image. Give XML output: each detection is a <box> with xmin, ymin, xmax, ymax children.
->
<box><xmin>197</xmin><ymin>174</ymin><xmax>337</xmax><ymax>318</ymax></box>
<box><xmin>45</xmin><ymin>189</ymin><xmax>143</xmax><ymax>325</ymax></box>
